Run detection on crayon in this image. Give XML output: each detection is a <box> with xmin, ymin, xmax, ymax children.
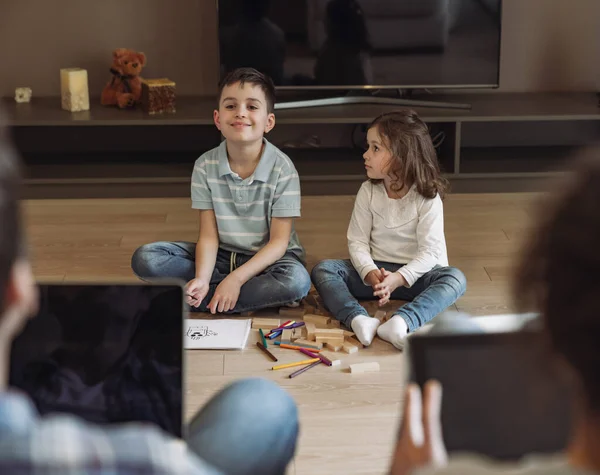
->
<box><xmin>285</xmin><ymin>322</ymin><xmax>305</xmax><ymax>329</ymax></box>
<box><xmin>272</xmin><ymin>358</ymin><xmax>320</xmax><ymax>371</ymax></box>
<box><xmin>266</xmin><ymin>320</ymin><xmax>295</xmax><ymax>337</ymax></box>
<box><xmin>274</xmin><ymin>340</ymin><xmax>320</xmax><ymax>350</ymax></box>
<box><xmin>289</xmin><ymin>360</ymin><xmax>321</xmax><ymax>379</ymax></box>
<box><xmin>278</xmin><ymin>343</ymin><xmax>321</xmax><ymax>352</ymax></box>
<box><xmin>259</xmin><ymin>329</ymin><xmax>268</xmax><ymax>348</ymax></box>
<box><xmin>299</xmin><ymin>348</ymin><xmax>332</xmax><ymax>366</ymax></box>
<box><xmin>256</xmin><ymin>341</ymin><xmax>278</xmax><ymax>362</ymax></box>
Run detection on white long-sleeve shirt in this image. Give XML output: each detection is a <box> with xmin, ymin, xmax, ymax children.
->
<box><xmin>347</xmin><ymin>181</ymin><xmax>448</xmax><ymax>287</ymax></box>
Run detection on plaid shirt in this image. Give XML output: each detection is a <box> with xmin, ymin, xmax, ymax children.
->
<box><xmin>0</xmin><ymin>390</ymin><xmax>223</xmax><ymax>474</ymax></box>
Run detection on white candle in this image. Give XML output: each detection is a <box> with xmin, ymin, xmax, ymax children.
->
<box><xmin>60</xmin><ymin>68</ymin><xmax>90</xmax><ymax>112</ymax></box>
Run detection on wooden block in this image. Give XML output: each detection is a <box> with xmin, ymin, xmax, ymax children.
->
<box><xmin>342</xmin><ymin>342</ymin><xmax>359</xmax><ymax>354</ymax></box>
<box><xmin>291</xmin><ymin>327</ymin><xmax>303</xmax><ymax>341</ymax></box>
<box><xmin>328</xmin><ymin>320</ymin><xmax>341</xmax><ymax>329</ymax></box>
<box><xmin>346</xmin><ymin>336</ymin><xmax>364</xmax><ymax>348</ymax></box>
<box><xmin>316</xmin><ymin>336</ymin><xmax>344</xmax><ymax>346</ymax></box>
<box><xmin>60</xmin><ymin>68</ymin><xmax>90</xmax><ymax>112</ymax></box>
<box><xmin>279</xmin><ymin>307</ymin><xmax>305</xmax><ymax>318</ymax></box>
<box><xmin>251</xmin><ymin>318</ymin><xmax>280</xmax><ymax>330</ymax></box>
<box><xmin>314</xmin><ymin>328</ymin><xmax>345</xmax><ymax>338</ymax></box>
<box><xmin>293</xmin><ymin>339</ymin><xmax>323</xmax><ymax>349</ymax></box>
<box><xmin>343</xmin><ymin>330</ymin><xmax>355</xmax><ymax>338</ymax></box>
<box><xmin>319</xmin><ymin>350</ymin><xmax>342</xmax><ymax>366</ymax></box>
<box><xmin>303</xmin><ymin>314</ymin><xmax>331</xmax><ymax>328</ymax></box>
<box><xmin>305</xmin><ymin>323</ymin><xmax>316</xmax><ymax>341</ymax></box>
<box><xmin>349</xmin><ymin>362</ymin><xmax>380</xmax><ymax>374</ymax></box>
<box><xmin>325</xmin><ymin>341</ymin><xmax>343</xmax><ymax>352</ymax></box>
<box><xmin>141</xmin><ymin>78</ymin><xmax>176</xmax><ymax>114</ymax></box>
<box><xmin>253</xmin><ymin>318</ymin><xmax>280</xmax><ymax>325</ymax></box>
<box><xmin>281</xmin><ymin>329</ymin><xmax>293</xmax><ymax>341</ymax></box>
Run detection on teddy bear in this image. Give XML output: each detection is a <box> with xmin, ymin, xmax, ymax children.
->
<box><xmin>101</xmin><ymin>48</ymin><xmax>146</xmax><ymax>109</ymax></box>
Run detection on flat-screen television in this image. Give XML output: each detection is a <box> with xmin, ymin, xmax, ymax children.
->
<box><xmin>218</xmin><ymin>0</ymin><xmax>502</xmax><ymax>90</ymax></box>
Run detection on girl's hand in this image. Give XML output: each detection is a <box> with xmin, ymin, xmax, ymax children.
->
<box><xmin>208</xmin><ymin>274</ymin><xmax>242</xmax><ymax>314</ymax></box>
<box><xmin>389</xmin><ymin>380</ymin><xmax>448</xmax><ymax>475</ymax></box>
<box><xmin>365</xmin><ymin>268</ymin><xmax>384</xmax><ymax>287</ymax></box>
<box><xmin>373</xmin><ymin>272</ymin><xmax>406</xmax><ymax>305</ymax></box>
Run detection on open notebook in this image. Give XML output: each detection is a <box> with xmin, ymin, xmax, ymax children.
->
<box><xmin>184</xmin><ymin>319</ymin><xmax>251</xmax><ymax>350</ymax></box>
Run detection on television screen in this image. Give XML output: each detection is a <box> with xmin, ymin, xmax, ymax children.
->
<box><xmin>218</xmin><ymin>0</ymin><xmax>502</xmax><ymax>89</ymax></box>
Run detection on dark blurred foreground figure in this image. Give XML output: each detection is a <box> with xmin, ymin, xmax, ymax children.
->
<box><xmin>0</xmin><ymin>107</ymin><xmax>298</xmax><ymax>474</ymax></box>
<box><xmin>389</xmin><ymin>152</ymin><xmax>600</xmax><ymax>475</ymax></box>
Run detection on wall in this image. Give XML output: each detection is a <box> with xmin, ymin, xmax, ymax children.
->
<box><xmin>0</xmin><ymin>0</ymin><xmax>598</xmax><ymax>98</ymax></box>
<box><xmin>497</xmin><ymin>0</ymin><xmax>599</xmax><ymax>92</ymax></box>
<box><xmin>0</xmin><ymin>0</ymin><xmax>219</xmax><ymax>97</ymax></box>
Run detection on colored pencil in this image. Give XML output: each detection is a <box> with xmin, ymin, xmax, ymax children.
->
<box><xmin>316</xmin><ymin>352</ymin><xmax>333</xmax><ymax>366</ymax></box>
<box><xmin>256</xmin><ymin>341</ymin><xmax>278</xmax><ymax>362</ymax></box>
<box><xmin>285</xmin><ymin>322</ymin><xmax>305</xmax><ymax>329</ymax></box>
<box><xmin>289</xmin><ymin>360</ymin><xmax>321</xmax><ymax>379</ymax></box>
<box><xmin>274</xmin><ymin>341</ymin><xmax>320</xmax><ymax>351</ymax></box>
<box><xmin>298</xmin><ymin>348</ymin><xmax>332</xmax><ymax>366</ymax></box>
<box><xmin>266</xmin><ymin>320</ymin><xmax>295</xmax><ymax>337</ymax></box>
<box><xmin>272</xmin><ymin>358</ymin><xmax>320</xmax><ymax>371</ymax></box>
<box><xmin>268</xmin><ymin>329</ymin><xmax>283</xmax><ymax>339</ymax></box>
<box><xmin>298</xmin><ymin>348</ymin><xmax>320</xmax><ymax>358</ymax></box>
<box><xmin>259</xmin><ymin>329</ymin><xmax>268</xmax><ymax>348</ymax></box>
<box><xmin>277</xmin><ymin>343</ymin><xmax>321</xmax><ymax>352</ymax></box>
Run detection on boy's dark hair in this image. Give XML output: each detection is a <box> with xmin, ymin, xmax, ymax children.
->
<box><xmin>218</xmin><ymin>67</ymin><xmax>276</xmax><ymax>114</ymax></box>
<box><xmin>368</xmin><ymin>110</ymin><xmax>448</xmax><ymax>199</ymax></box>
<box><xmin>0</xmin><ymin>108</ymin><xmax>24</xmax><ymax>313</ymax></box>
<box><xmin>514</xmin><ymin>152</ymin><xmax>600</xmax><ymax>411</ymax></box>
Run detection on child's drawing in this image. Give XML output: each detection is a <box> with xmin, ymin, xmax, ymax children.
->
<box><xmin>186</xmin><ymin>325</ymin><xmax>219</xmax><ymax>340</ymax></box>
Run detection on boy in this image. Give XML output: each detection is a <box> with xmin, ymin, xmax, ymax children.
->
<box><xmin>132</xmin><ymin>68</ymin><xmax>311</xmax><ymax>314</ymax></box>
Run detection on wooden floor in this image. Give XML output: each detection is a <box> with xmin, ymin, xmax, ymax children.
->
<box><xmin>23</xmin><ymin>192</ymin><xmax>539</xmax><ymax>475</ymax></box>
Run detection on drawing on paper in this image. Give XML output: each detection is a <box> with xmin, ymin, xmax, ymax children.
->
<box><xmin>186</xmin><ymin>325</ymin><xmax>219</xmax><ymax>340</ymax></box>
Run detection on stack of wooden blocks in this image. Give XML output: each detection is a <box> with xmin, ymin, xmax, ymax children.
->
<box><xmin>274</xmin><ymin>292</ymin><xmax>362</xmax><ymax>353</ymax></box>
<box><xmin>249</xmin><ymin>291</ymin><xmax>383</xmax><ymax>374</ymax></box>
<box><xmin>302</xmin><ymin>314</ymin><xmax>361</xmax><ymax>354</ymax></box>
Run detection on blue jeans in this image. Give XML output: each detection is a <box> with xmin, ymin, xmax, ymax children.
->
<box><xmin>131</xmin><ymin>242</ymin><xmax>311</xmax><ymax>313</ymax></box>
<box><xmin>188</xmin><ymin>378</ymin><xmax>298</xmax><ymax>475</ymax></box>
<box><xmin>310</xmin><ymin>259</ymin><xmax>467</xmax><ymax>332</ymax></box>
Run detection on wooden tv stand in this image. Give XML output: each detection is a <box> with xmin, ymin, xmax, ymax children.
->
<box><xmin>4</xmin><ymin>92</ymin><xmax>600</xmax><ymax>198</ymax></box>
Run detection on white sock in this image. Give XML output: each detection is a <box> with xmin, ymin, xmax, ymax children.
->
<box><xmin>350</xmin><ymin>315</ymin><xmax>381</xmax><ymax>346</ymax></box>
<box><xmin>377</xmin><ymin>315</ymin><xmax>409</xmax><ymax>350</ymax></box>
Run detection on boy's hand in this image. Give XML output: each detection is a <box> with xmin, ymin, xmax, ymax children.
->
<box><xmin>389</xmin><ymin>381</ymin><xmax>448</xmax><ymax>475</ymax></box>
<box><xmin>185</xmin><ymin>278</ymin><xmax>210</xmax><ymax>308</ymax></box>
<box><xmin>374</xmin><ymin>271</ymin><xmax>406</xmax><ymax>306</ymax></box>
<box><xmin>208</xmin><ymin>274</ymin><xmax>242</xmax><ymax>314</ymax></box>
<box><xmin>365</xmin><ymin>268</ymin><xmax>384</xmax><ymax>288</ymax></box>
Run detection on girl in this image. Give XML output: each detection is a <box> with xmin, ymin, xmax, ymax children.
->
<box><xmin>311</xmin><ymin>110</ymin><xmax>467</xmax><ymax>349</ymax></box>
